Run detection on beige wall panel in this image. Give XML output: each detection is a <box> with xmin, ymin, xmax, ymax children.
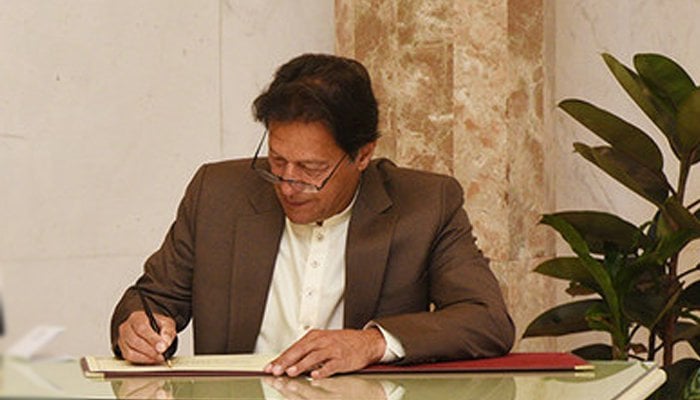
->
<box><xmin>0</xmin><ymin>0</ymin><xmax>334</xmax><ymax>357</ymax></box>
<box><xmin>0</xmin><ymin>0</ymin><xmax>221</xmax><ymax>356</ymax></box>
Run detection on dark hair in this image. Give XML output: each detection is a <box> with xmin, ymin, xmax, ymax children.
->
<box><xmin>252</xmin><ymin>53</ymin><xmax>379</xmax><ymax>158</ymax></box>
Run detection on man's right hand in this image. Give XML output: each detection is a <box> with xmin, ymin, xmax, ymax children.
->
<box><xmin>117</xmin><ymin>311</ymin><xmax>176</xmax><ymax>364</ymax></box>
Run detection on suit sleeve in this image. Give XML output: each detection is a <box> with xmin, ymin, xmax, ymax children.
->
<box><xmin>109</xmin><ymin>165</ymin><xmax>207</xmax><ymax>356</ymax></box>
<box><xmin>373</xmin><ymin>177</ymin><xmax>515</xmax><ymax>364</ymax></box>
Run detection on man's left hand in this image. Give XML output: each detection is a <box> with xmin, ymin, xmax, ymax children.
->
<box><xmin>264</xmin><ymin>328</ymin><xmax>386</xmax><ymax>379</ymax></box>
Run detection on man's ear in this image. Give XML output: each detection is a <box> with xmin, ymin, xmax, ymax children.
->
<box><xmin>354</xmin><ymin>142</ymin><xmax>376</xmax><ymax>171</ymax></box>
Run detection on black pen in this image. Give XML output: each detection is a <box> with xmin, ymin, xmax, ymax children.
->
<box><xmin>137</xmin><ymin>287</ymin><xmax>173</xmax><ymax>368</ymax></box>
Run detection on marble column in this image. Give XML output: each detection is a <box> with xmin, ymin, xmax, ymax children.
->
<box><xmin>336</xmin><ymin>0</ymin><xmax>557</xmax><ymax>351</ymax></box>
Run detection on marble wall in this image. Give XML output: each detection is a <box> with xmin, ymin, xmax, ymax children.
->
<box><xmin>336</xmin><ymin>0</ymin><xmax>557</xmax><ymax>351</ymax></box>
<box><xmin>0</xmin><ymin>0</ymin><xmax>334</xmax><ymax>356</ymax></box>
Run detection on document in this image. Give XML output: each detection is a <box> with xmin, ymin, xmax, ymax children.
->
<box><xmin>81</xmin><ymin>354</ymin><xmax>277</xmax><ymax>378</ymax></box>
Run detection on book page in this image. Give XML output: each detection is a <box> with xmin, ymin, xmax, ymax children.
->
<box><xmin>84</xmin><ymin>354</ymin><xmax>276</xmax><ymax>373</ymax></box>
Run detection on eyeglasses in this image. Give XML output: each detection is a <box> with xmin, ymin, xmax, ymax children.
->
<box><xmin>250</xmin><ymin>130</ymin><xmax>347</xmax><ymax>193</ymax></box>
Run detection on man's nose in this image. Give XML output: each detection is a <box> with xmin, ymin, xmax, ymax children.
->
<box><xmin>279</xmin><ymin>180</ymin><xmax>301</xmax><ymax>196</ymax></box>
<box><xmin>278</xmin><ymin>163</ymin><xmax>300</xmax><ymax>181</ymax></box>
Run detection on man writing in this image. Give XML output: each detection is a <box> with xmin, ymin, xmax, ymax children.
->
<box><xmin>111</xmin><ymin>53</ymin><xmax>514</xmax><ymax>379</ymax></box>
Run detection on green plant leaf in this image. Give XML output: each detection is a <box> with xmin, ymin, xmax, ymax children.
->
<box><xmin>654</xmin><ymin>287</ymin><xmax>684</xmax><ymax>332</ymax></box>
<box><xmin>675</xmin><ymin>322</ymin><xmax>700</xmax><ymax>340</ymax></box>
<box><xmin>559</xmin><ymin>99</ymin><xmax>663</xmax><ymax>171</ymax></box>
<box><xmin>534</xmin><ymin>257</ymin><xmax>597</xmax><ymax>284</ymax></box>
<box><xmin>585</xmin><ymin>301</ymin><xmax>616</xmax><ymax>333</ymax></box>
<box><xmin>629</xmin><ymin>230</ymin><xmax>699</xmax><ymax>278</ymax></box>
<box><xmin>640</xmin><ymin>199</ymin><xmax>700</xmax><ymax>271</ymax></box>
<box><xmin>574</xmin><ymin>143</ymin><xmax>671</xmax><ymax>206</ymax></box>
<box><xmin>533</xmin><ymin>257</ymin><xmax>600</xmax><ymax>296</ymax></box>
<box><xmin>566</xmin><ymin>281</ymin><xmax>597</xmax><ymax>296</ymax></box>
<box><xmin>651</xmin><ymin>208</ymin><xmax>673</xmax><ymax>239</ymax></box>
<box><xmin>603</xmin><ymin>53</ymin><xmax>682</xmax><ymax>160</ymax></box>
<box><xmin>682</xmin><ymin>366</ymin><xmax>700</xmax><ymax>399</ymax></box>
<box><xmin>657</xmin><ymin>229</ymin><xmax>700</xmax><ymax>262</ymax></box>
<box><xmin>547</xmin><ymin>211</ymin><xmax>651</xmax><ymax>254</ymax></box>
<box><xmin>681</xmin><ymin>281</ymin><xmax>700</xmax><ymax>310</ymax></box>
<box><xmin>677</xmin><ymin>89</ymin><xmax>700</xmax><ymax>165</ymax></box>
<box><xmin>523</xmin><ymin>299</ymin><xmax>603</xmax><ymax>337</ymax></box>
<box><xmin>634</xmin><ymin>53</ymin><xmax>696</xmax><ymax>108</ymax></box>
<box><xmin>572</xmin><ymin>343</ymin><xmax>613</xmax><ymax>360</ymax></box>
<box><xmin>625</xmin><ymin>287</ymin><xmax>669</xmax><ymax>328</ymax></box>
<box><xmin>539</xmin><ymin>214</ymin><xmax>623</xmax><ymax>332</ymax></box>
<box><xmin>662</xmin><ymin>196</ymin><xmax>700</xmax><ymax>232</ymax></box>
<box><xmin>675</xmin><ymin>322</ymin><xmax>700</xmax><ymax>361</ymax></box>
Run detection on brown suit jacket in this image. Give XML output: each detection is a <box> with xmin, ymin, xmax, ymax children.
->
<box><xmin>111</xmin><ymin>158</ymin><xmax>514</xmax><ymax>363</ymax></box>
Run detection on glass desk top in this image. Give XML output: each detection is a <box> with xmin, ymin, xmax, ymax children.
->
<box><xmin>0</xmin><ymin>357</ymin><xmax>665</xmax><ymax>400</ymax></box>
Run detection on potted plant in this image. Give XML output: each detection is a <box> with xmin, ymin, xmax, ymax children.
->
<box><xmin>523</xmin><ymin>52</ymin><xmax>700</xmax><ymax>397</ymax></box>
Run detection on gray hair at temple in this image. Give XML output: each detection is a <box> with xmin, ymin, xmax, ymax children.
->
<box><xmin>252</xmin><ymin>53</ymin><xmax>380</xmax><ymax>159</ymax></box>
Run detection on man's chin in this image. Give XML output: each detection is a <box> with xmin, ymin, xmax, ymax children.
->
<box><xmin>283</xmin><ymin>208</ymin><xmax>317</xmax><ymax>225</ymax></box>
<box><xmin>287</xmin><ymin>216</ymin><xmax>317</xmax><ymax>225</ymax></box>
<box><xmin>277</xmin><ymin>196</ymin><xmax>323</xmax><ymax>224</ymax></box>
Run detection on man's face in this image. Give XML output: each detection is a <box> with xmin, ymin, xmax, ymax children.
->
<box><xmin>267</xmin><ymin>121</ymin><xmax>374</xmax><ymax>224</ymax></box>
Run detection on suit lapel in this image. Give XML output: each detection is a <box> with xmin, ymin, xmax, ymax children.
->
<box><xmin>226</xmin><ymin>160</ymin><xmax>397</xmax><ymax>347</ymax></box>
<box><xmin>345</xmin><ymin>162</ymin><xmax>397</xmax><ymax>329</ymax></box>
<box><xmin>228</xmin><ymin>185</ymin><xmax>284</xmax><ymax>353</ymax></box>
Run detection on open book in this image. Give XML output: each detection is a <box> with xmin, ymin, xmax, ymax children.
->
<box><xmin>81</xmin><ymin>352</ymin><xmax>592</xmax><ymax>378</ymax></box>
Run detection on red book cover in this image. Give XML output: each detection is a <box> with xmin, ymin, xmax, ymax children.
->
<box><xmin>359</xmin><ymin>352</ymin><xmax>592</xmax><ymax>373</ymax></box>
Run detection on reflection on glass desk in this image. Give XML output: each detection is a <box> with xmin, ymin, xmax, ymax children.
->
<box><xmin>0</xmin><ymin>356</ymin><xmax>665</xmax><ymax>399</ymax></box>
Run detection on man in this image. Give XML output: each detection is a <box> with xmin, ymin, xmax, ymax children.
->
<box><xmin>111</xmin><ymin>53</ymin><xmax>514</xmax><ymax>379</ymax></box>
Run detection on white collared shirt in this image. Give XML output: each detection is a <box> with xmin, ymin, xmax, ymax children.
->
<box><xmin>254</xmin><ymin>201</ymin><xmax>350</xmax><ymax>353</ymax></box>
<box><xmin>254</xmin><ymin>196</ymin><xmax>404</xmax><ymax>362</ymax></box>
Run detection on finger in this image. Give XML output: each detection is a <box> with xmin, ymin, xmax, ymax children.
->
<box><xmin>131</xmin><ymin>313</ymin><xmax>175</xmax><ymax>357</ymax></box>
<box><xmin>119</xmin><ymin>315</ymin><xmax>164</xmax><ymax>362</ymax></box>
<box><xmin>119</xmin><ymin>339</ymin><xmax>164</xmax><ymax>364</ymax></box>
<box><xmin>153</xmin><ymin>314</ymin><xmax>176</xmax><ymax>352</ymax></box>
<box><xmin>119</xmin><ymin>329</ymin><xmax>164</xmax><ymax>363</ymax></box>
<box><xmin>155</xmin><ymin>315</ymin><xmax>177</xmax><ymax>338</ymax></box>
<box><xmin>131</xmin><ymin>322</ymin><xmax>166</xmax><ymax>355</ymax></box>
<box><xmin>284</xmin><ymin>350</ymin><xmax>330</xmax><ymax>377</ymax></box>
<box><xmin>310</xmin><ymin>359</ymin><xmax>342</xmax><ymax>380</ymax></box>
<box><xmin>267</xmin><ymin>334</ymin><xmax>319</xmax><ymax>376</ymax></box>
<box><xmin>128</xmin><ymin>312</ymin><xmax>163</xmax><ymax>345</ymax></box>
